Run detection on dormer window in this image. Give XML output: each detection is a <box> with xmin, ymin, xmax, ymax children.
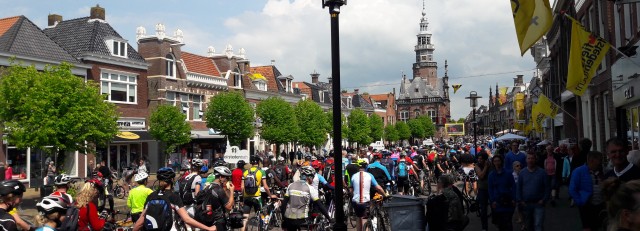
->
<box><xmin>106</xmin><ymin>39</ymin><xmax>128</xmax><ymax>58</ymax></box>
<box><xmin>319</xmin><ymin>91</ymin><xmax>324</xmax><ymax>103</ymax></box>
<box><xmin>254</xmin><ymin>80</ymin><xmax>267</xmax><ymax>91</ymax></box>
<box><xmin>166</xmin><ymin>54</ymin><xmax>176</xmax><ymax>78</ymax></box>
<box><xmin>233</xmin><ymin>73</ymin><xmax>242</xmax><ymax>88</ymax></box>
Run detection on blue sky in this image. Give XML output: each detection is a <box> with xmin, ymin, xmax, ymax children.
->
<box><xmin>0</xmin><ymin>0</ymin><xmax>537</xmax><ymax>120</ymax></box>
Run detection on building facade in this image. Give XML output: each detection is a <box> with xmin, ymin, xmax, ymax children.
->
<box><xmin>397</xmin><ymin>8</ymin><xmax>450</xmax><ymax>138</ymax></box>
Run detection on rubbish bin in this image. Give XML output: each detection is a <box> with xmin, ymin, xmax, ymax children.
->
<box><xmin>382</xmin><ymin>195</ymin><xmax>426</xmax><ymax>231</ymax></box>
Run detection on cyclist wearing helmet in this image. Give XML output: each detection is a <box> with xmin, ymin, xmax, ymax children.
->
<box><xmin>96</xmin><ymin>160</ymin><xmax>114</xmax><ymax>215</ymax></box>
<box><xmin>241</xmin><ymin>156</ymin><xmax>276</xmax><ymax>231</ymax></box>
<box><xmin>0</xmin><ymin>180</ymin><xmax>26</xmax><ymax>231</ymax></box>
<box><xmin>282</xmin><ymin>166</ymin><xmax>332</xmax><ymax>231</ymax></box>
<box><xmin>182</xmin><ymin>159</ymin><xmax>205</xmax><ymax>217</ymax></box>
<box><xmin>132</xmin><ymin>167</ymin><xmax>217</xmax><ymax>231</ymax></box>
<box><xmin>272</xmin><ymin>157</ymin><xmax>290</xmax><ymax>188</ymax></box>
<box><xmin>199</xmin><ymin>166</ymin><xmax>210</xmax><ymax>187</ymax></box>
<box><xmin>201</xmin><ymin>166</ymin><xmax>235</xmax><ymax>231</ymax></box>
<box><xmin>35</xmin><ymin>195</ymin><xmax>70</xmax><ymax>231</ymax></box>
<box><xmin>232</xmin><ymin>160</ymin><xmax>246</xmax><ymax>193</ymax></box>
<box><xmin>77</xmin><ymin>178</ymin><xmax>107</xmax><ymax>231</ymax></box>
<box><xmin>349</xmin><ymin>160</ymin><xmax>386</xmax><ymax>231</ymax></box>
<box><xmin>310</xmin><ymin>160</ymin><xmax>334</xmax><ymax>192</ymax></box>
<box><xmin>344</xmin><ymin>156</ymin><xmax>361</xmax><ymax>187</ymax></box>
<box><xmin>367</xmin><ymin>154</ymin><xmax>392</xmax><ymax>186</ymax></box>
<box><xmin>51</xmin><ymin>174</ymin><xmax>73</xmax><ymax>204</ymax></box>
<box><xmin>127</xmin><ymin>172</ymin><xmax>153</xmax><ymax>223</ymax></box>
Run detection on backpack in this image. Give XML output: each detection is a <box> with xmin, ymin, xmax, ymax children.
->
<box><xmin>273</xmin><ymin>165</ymin><xmax>286</xmax><ymax>182</ymax></box>
<box><xmin>323</xmin><ymin>165</ymin><xmax>333</xmax><ymax>184</ymax></box>
<box><xmin>397</xmin><ymin>161</ymin><xmax>408</xmax><ymax>178</ymax></box>
<box><xmin>179</xmin><ymin>174</ymin><xmax>197</xmax><ymax>205</ymax></box>
<box><xmin>58</xmin><ymin>206</ymin><xmax>79</xmax><ymax>231</ymax></box>
<box><xmin>144</xmin><ymin>192</ymin><xmax>176</xmax><ymax>231</ymax></box>
<box><xmin>194</xmin><ymin>184</ymin><xmax>224</xmax><ymax>226</ymax></box>
<box><xmin>244</xmin><ymin>169</ymin><xmax>259</xmax><ymax>195</ymax></box>
<box><xmin>428</xmin><ymin>152</ymin><xmax>436</xmax><ymax>163</ymax></box>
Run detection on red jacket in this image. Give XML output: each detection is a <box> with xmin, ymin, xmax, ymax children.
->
<box><xmin>78</xmin><ymin>202</ymin><xmax>105</xmax><ymax>231</ymax></box>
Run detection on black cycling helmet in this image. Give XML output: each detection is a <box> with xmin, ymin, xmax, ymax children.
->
<box><xmin>214</xmin><ymin>159</ymin><xmax>227</xmax><ymax>167</ymax></box>
<box><xmin>237</xmin><ymin>160</ymin><xmax>246</xmax><ymax>168</ymax></box>
<box><xmin>0</xmin><ymin>180</ymin><xmax>26</xmax><ymax>196</ymax></box>
<box><xmin>250</xmin><ymin>155</ymin><xmax>260</xmax><ymax>164</ymax></box>
<box><xmin>157</xmin><ymin>167</ymin><xmax>176</xmax><ymax>181</ymax></box>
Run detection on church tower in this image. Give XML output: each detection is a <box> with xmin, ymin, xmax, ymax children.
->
<box><xmin>412</xmin><ymin>0</ymin><xmax>438</xmax><ymax>87</ymax></box>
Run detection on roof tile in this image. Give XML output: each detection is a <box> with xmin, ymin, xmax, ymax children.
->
<box><xmin>0</xmin><ymin>16</ymin><xmax>20</xmax><ymax>37</ymax></box>
<box><xmin>0</xmin><ymin>16</ymin><xmax>78</xmax><ymax>64</ymax></box>
<box><xmin>181</xmin><ymin>52</ymin><xmax>221</xmax><ymax>76</ymax></box>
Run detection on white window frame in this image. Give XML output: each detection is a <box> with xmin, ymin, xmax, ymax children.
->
<box><xmin>400</xmin><ymin>111</ymin><xmax>409</xmax><ymax>122</ymax></box>
<box><xmin>166</xmin><ymin>54</ymin><xmax>176</xmax><ymax>78</ymax></box>
<box><xmin>253</xmin><ymin>80</ymin><xmax>267</xmax><ymax>91</ymax></box>
<box><xmin>106</xmin><ymin>39</ymin><xmax>128</xmax><ymax>58</ymax></box>
<box><xmin>427</xmin><ymin>109</ymin><xmax>436</xmax><ymax>122</ymax></box>
<box><xmin>100</xmin><ymin>70</ymin><xmax>137</xmax><ymax>104</ymax></box>
<box><xmin>181</xmin><ymin>94</ymin><xmax>190</xmax><ymax>121</ymax></box>
<box><xmin>319</xmin><ymin>90</ymin><xmax>324</xmax><ymax>103</ymax></box>
<box><xmin>193</xmin><ymin>95</ymin><xmax>203</xmax><ymax>121</ymax></box>
<box><xmin>166</xmin><ymin>92</ymin><xmax>177</xmax><ymax>106</ymax></box>
<box><xmin>233</xmin><ymin>73</ymin><xmax>242</xmax><ymax>88</ymax></box>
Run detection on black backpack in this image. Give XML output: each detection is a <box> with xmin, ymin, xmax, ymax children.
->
<box><xmin>273</xmin><ymin>165</ymin><xmax>286</xmax><ymax>182</ymax></box>
<box><xmin>194</xmin><ymin>184</ymin><xmax>225</xmax><ymax>226</ymax></box>
<box><xmin>244</xmin><ymin>169</ymin><xmax>259</xmax><ymax>195</ymax></box>
<box><xmin>144</xmin><ymin>191</ymin><xmax>175</xmax><ymax>231</ymax></box>
<box><xmin>58</xmin><ymin>206</ymin><xmax>79</xmax><ymax>231</ymax></box>
<box><xmin>179</xmin><ymin>174</ymin><xmax>197</xmax><ymax>205</ymax></box>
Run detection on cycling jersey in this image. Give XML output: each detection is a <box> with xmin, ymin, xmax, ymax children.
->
<box><xmin>231</xmin><ymin>168</ymin><xmax>244</xmax><ymax>192</ymax></box>
<box><xmin>127</xmin><ymin>185</ymin><xmax>153</xmax><ymax>214</ymax></box>
<box><xmin>367</xmin><ymin>161</ymin><xmax>391</xmax><ymax>181</ymax></box>
<box><xmin>50</xmin><ymin>191</ymin><xmax>74</xmax><ymax>204</ymax></box>
<box><xmin>243</xmin><ymin>167</ymin><xmax>266</xmax><ymax>197</ymax></box>
<box><xmin>351</xmin><ymin>171</ymin><xmax>379</xmax><ymax>203</ymax></box>
<box><xmin>0</xmin><ymin>208</ymin><xmax>16</xmax><ymax>231</ymax></box>
<box><xmin>311</xmin><ymin>173</ymin><xmax>329</xmax><ymax>191</ymax></box>
<box><xmin>284</xmin><ymin>180</ymin><xmax>319</xmax><ymax>219</ymax></box>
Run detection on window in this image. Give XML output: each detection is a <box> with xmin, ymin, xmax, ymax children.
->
<box><xmin>427</xmin><ymin>109</ymin><xmax>436</xmax><ymax>122</ymax></box>
<box><xmin>233</xmin><ymin>73</ymin><xmax>242</xmax><ymax>88</ymax></box>
<box><xmin>101</xmin><ymin>71</ymin><xmax>137</xmax><ymax>103</ymax></box>
<box><xmin>166</xmin><ymin>54</ymin><xmax>176</xmax><ymax>78</ymax></box>
<box><xmin>107</xmin><ymin>39</ymin><xmax>128</xmax><ymax>58</ymax></box>
<box><xmin>193</xmin><ymin>95</ymin><xmax>202</xmax><ymax>121</ymax></box>
<box><xmin>181</xmin><ymin>94</ymin><xmax>190</xmax><ymax>121</ymax></box>
<box><xmin>319</xmin><ymin>90</ymin><xmax>324</xmax><ymax>103</ymax></box>
<box><xmin>414</xmin><ymin>109</ymin><xmax>421</xmax><ymax>117</ymax></box>
<box><xmin>421</xmin><ymin>55</ymin><xmax>427</xmax><ymax>61</ymax></box>
<box><xmin>400</xmin><ymin>111</ymin><xmax>409</xmax><ymax>122</ymax></box>
<box><xmin>415</xmin><ymin>88</ymin><xmax>419</xmax><ymax>93</ymax></box>
<box><xmin>254</xmin><ymin>80</ymin><xmax>267</xmax><ymax>91</ymax></box>
<box><xmin>166</xmin><ymin>92</ymin><xmax>177</xmax><ymax>106</ymax></box>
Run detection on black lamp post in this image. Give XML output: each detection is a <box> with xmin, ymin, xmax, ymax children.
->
<box><xmin>322</xmin><ymin>0</ymin><xmax>347</xmax><ymax>230</ymax></box>
<box><xmin>466</xmin><ymin>91</ymin><xmax>482</xmax><ymax>151</ymax></box>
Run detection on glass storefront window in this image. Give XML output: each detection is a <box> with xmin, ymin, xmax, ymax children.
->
<box><xmin>63</xmin><ymin>151</ymin><xmax>77</xmax><ymax>176</ymax></box>
<box><xmin>6</xmin><ymin>148</ymin><xmax>27</xmax><ymax>180</ymax></box>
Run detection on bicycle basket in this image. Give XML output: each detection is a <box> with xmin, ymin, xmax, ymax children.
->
<box><xmin>229</xmin><ymin>212</ymin><xmax>244</xmax><ymax>229</ymax></box>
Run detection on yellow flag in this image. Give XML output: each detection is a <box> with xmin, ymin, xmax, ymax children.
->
<box><xmin>537</xmin><ymin>94</ymin><xmax>558</xmax><ymax>118</ymax></box>
<box><xmin>511</xmin><ymin>0</ymin><xmax>553</xmax><ymax>55</ymax></box>
<box><xmin>514</xmin><ymin>93</ymin><xmax>525</xmax><ymax>111</ymax></box>
<box><xmin>531</xmin><ymin>103</ymin><xmax>545</xmax><ymax>132</ymax></box>
<box><xmin>452</xmin><ymin>84</ymin><xmax>462</xmax><ymax>94</ymax></box>
<box><xmin>566</xmin><ymin>16</ymin><xmax>611</xmax><ymax>96</ymax></box>
<box><xmin>499</xmin><ymin>87</ymin><xmax>509</xmax><ymax>105</ymax></box>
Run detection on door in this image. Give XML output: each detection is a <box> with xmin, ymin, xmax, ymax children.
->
<box><xmin>108</xmin><ymin>144</ymin><xmax>131</xmax><ymax>177</ymax></box>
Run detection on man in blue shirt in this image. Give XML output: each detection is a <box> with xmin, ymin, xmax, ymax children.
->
<box><xmin>505</xmin><ymin>141</ymin><xmax>526</xmax><ymax>174</ymax></box>
<box><xmin>367</xmin><ymin>154</ymin><xmax>392</xmax><ymax>186</ymax></box>
<box><xmin>516</xmin><ymin>152</ymin><xmax>549</xmax><ymax>231</ymax></box>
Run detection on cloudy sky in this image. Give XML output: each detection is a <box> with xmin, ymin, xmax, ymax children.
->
<box><xmin>1</xmin><ymin>0</ymin><xmax>538</xmax><ymax>119</ymax></box>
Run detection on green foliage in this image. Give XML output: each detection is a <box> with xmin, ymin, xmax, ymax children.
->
<box><xmin>369</xmin><ymin>114</ymin><xmax>384</xmax><ymax>141</ymax></box>
<box><xmin>295</xmin><ymin>99</ymin><xmax>326</xmax><ymax>147</ymax></box>
<box><xmin>0</xmin><ymin>62</ymin><xmax>118</xmax><ymax>154</ymax></box>
<box><xmin>383</xmin><ymin>124</ymin><xmax>399</xmax><ymax>143</ymax></box>
<box><xmin>347</xmin><ymin>109</ymin><xmax>371</xmax><ymax>145</ymax></box>
<box><xmin>149</xmin><ymin>105</ymin><xmax>192</xmax><ymax>155</ymax></box>
<box><xmin>205</xmin><ymin>91</ymin><xmax>255</xmax><ymax>146</ymax></box>
<box><xmin>395</xmin><ymin>121</ymin><xmax>411</xmax><ymax>141</ymax></box>
<box><xmin>408</xmin><ymin>119</ymin><xmax>426</xmax><ymax>138</ymax></box>
<box><xmin>256</xmin><ymin>97</ymin><xmax>299</xmax><ymax>148</ymax></box>
<box><xmin>456</xmin><ymin>118</ymin><xmax>466</xmax><ymax>123</ymax></box>
<box><xmin>326</xmin><ymin>111</ymin><xmax>347</xmax><ymax>139</ymax></box>
<box><xmin>417</xmin><ymin>116</ymin><xmax>436</xmax><ymax>138</ymax></box>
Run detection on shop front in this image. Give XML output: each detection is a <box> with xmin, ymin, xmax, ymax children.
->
<box><xmin>612</xmin><ymin>43</ymin><xmax>640</xmax><ymax>149</ymax></box>
<box><xmin>3</xmin><ymin>146</ymin><xmax>82</xmax><ymax>188</ymax></box>
<box><xmin>186</xmin><ymin>128</ymin><xmax>226</xmax><ymax>163</ymax></box>
<box><xmin>95</xmin><ymin>118</ymin><xmax>158</xmax><ymax>176</ymax></box>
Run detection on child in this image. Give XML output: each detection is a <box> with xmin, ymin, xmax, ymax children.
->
<box><xmin>35</xmin><ymin>195</ymin><xmax>69</xmax><ymax>231</ymax></box>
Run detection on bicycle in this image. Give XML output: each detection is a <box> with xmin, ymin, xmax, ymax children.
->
<box><xmin>247</xmin><ymin>197</ymin><xmax>283</xmax><ymax>231</ymax></box>
<box><xmin>421</xmin><ymin>169</ymin><xmax>433</xmax><ymax>196</ymax></box>
<box><xmin>343</xmin><ymin>190</ymin><xmax>357</xmax><ymax>228</ymax></box>
<box><xmin>113</xmin><ymin>177</ymin><xmax>132</xmax><ymax>199</ymax></box>
<box><xmin>365</xmin><ymin>194</ymin><xmax>391</xmax><ymax>231</ymax></box>
<box><xmin>111</xmin><ymin>210</ymin><xmax>134</xmax><ymax>231</ymax></box>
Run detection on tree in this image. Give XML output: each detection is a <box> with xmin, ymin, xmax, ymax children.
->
<box><xmin>205</xmin><ymin>91</ymin><xmax>254</xmax><ymax>146</ymax></box>
<box><xmin>395</xmin><ymin>121</ymin><xmax>411</xmax><ymax>142</ymax></box>
<box><xmin>456</xmin><ymin>118</ymin><xmax>466</xmax><ymax>123</ymax></box>
<box><xmin>383</xmin><ymin>124</ymin><xmax>399</xmax><ymax>143</ymax></box>
<box><xmin>417</xmin><ymin>115</ymin><xmax>436</xmax><ymax>138</ymax></box>
<box><xmin>149</xmin><ymin>105</ymin><xmax>192</xmax><ymax>156</ymax></box>
<box><xmin>347</xmin><ymin>109</ymin><xmax>372</xmax><ymax>146</ymax></box>
<box><xmin>326</xmin><ymin>111</ymin><xmax>348</xmax><ymax>139</ymax></box>
<box><xmin>256</xmin><ymin>97</ymin><xmax>299</xmax><ymax>153</ymax></box>
<box><xmin>369</xmin><ymin>114</ymin><xmax>384</xmax><ymax>142</ymax></box>
<box><xmin>295</xmin><ymin>99</ymin><xmax>326</xmax><ymax>147</ymax></box>
<box><xmin>0</xmin><ymin>62</ymin><xmax>118</xmax><ymax>157</ymax></box>
<box><xmin>408</xmin><ymin>118</ymin><xmax>426</xmax><ymax>139</ymax></box>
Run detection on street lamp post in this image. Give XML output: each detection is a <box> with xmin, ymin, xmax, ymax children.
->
<box><xmin>322</xmin><ymin>0</ymin><xmax>347</xmax><ymax>230</ymax></box>
<box><xmin>466</xmin><ymin>91</ymin><xmax>482</xmax><ymax>151</ymax></box>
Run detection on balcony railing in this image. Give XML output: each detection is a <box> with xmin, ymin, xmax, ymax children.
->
<box><xmin>415</xmin><ymin>44</ymin><xmax>434</xmax><ymax>50</ymax></box>
<box><xmin>396</xmin><ymin>97</ymin><xmax>445</xmax><ymax>105</ymax></box>
<box><xmin>186</xmin><ymin>73</ymin><xmax>228</xmax><ymax>89</ymax></box>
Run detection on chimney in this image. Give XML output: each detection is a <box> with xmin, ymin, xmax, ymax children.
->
<box><xmin>515</xmin><ymin>75</ymin><xmax>524</xmax><ymax>85</ymax></box>
<box><xmin>48</xmin><ymin>14</ymin><xmax>62</xmax><ymax>26</ymax></box>
<box><xmin>310</xmin><ymin>71</ymin><xmax>320</xmax><ymax>84</ymax></box>
<box><xmin>90</xmin><ymin>4</ymin><xmax>105</xmax><ymax>20</ymax></box>
<box><xmin>354</xmin><ymin>89</ymin><xmax>360</xmax><ymax>95</ymax></box>
<box><xmin>328</xmin><ymin>76</ymin><xmax>332</xmax><ymax>84</ymax></box>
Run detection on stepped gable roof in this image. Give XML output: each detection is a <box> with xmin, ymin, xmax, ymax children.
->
<box><xmin>43</xmin><ymin>17</ymin><xmax>145</xmax><ymax>63</ymax></box>
<box><xmin>399</xmin><ymin>77</ymin><xmax>445</xmax><ymax>99</ymax></box>
<box><xmin>0</xmin><ymin>16</ymin><xmax>78</xmax><ymax>64</ymax></box>
<box><xmin>181</xmin><ymin>51</ymin><xmax>221</xmax><ymax>76</ymax></box>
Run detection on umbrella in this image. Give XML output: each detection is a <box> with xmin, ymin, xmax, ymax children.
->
<box><xmin>495</xmin><ymin>133</ymin><xmax>527</xmax><ymax>141</ymax></box>
<box><xmin>536</xmin><ymin>140</ymin><xmax>551</xmax><ymax>146</ymax></box>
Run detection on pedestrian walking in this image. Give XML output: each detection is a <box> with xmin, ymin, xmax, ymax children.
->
<box><xmin>516</xmin><ymin>152</ymin><xmax>549</xmax><ymax>231</ymax></box>
<box><xmin>505</xmin><ymin>141</ymin><xmax>526</xmax><ymax>174</ymax></box>
<box><xmin>488</xmin><ymin>154</ymin><xmax>516</xmax><ymax>231</ymax></box>
<box><xmin>569</xmin><ymin>151</ymin><xmax>605</xmax><ymax>231</ymax></box>
<box><xmin>604</xmin><ymin>137</ymin><xmax>640</xmax><ymax>182</ymax></box>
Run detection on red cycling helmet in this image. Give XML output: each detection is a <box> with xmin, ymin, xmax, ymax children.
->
<box><xmin>311</xmin><ymin>160</ymin><xmax>322</xmax><ymax>169</ymax></box>
<box><xmin>326</xmin><ymin>158</ymin><xmax>335</xmax><ymax>165</ymax></box>
<box><xmin>373</xmin><ymin>153</ymin><xmax>382</xmax><ymax>159</ymax></box>
<box><xmin>85</xmin><ymin>178</ymin><xmax>104</xmax><ymax>193</ymax></box>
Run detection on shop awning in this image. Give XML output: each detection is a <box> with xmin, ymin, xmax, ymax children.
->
<box><xmin>112</xmin><ymin>131</ymin><xmax>155</xmax><ymax>143</ymax></box>
<box><xmin>191</xmin><ymin>130</ymin><xmax>225</xmax><ymax>139</ymax></box>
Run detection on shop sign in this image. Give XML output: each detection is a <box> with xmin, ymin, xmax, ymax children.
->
<box><xmin>224</xmin><ymin>145</ymin><xmax>250</xmax><ymax>164</ymax></box>
<box><xmin>117</xmin><ymin>119</ymin><xmax>146</xmax><ymax>129</ymax></box>
<box><xmin>116</xmin><ymin>131</ymin><xmax>140</xmax><ymax>140</ymax></box>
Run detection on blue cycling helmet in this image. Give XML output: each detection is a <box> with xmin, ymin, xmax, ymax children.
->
<box><xmin>199</xmin><ymin>166</ymin><xmax>209</xmax><ymax>173</ymax></box>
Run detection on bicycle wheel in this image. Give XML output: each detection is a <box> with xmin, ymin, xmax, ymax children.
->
<box><xmin>151</xmin><ymin>180</ymin><xmax>159</xmax><ymax>191</ymax></box>
<box><xmin>114</xmin><ymin>186</ymin><xmax>125</xmax><ymax>199</ymax></box>
<box><xmin>345</xmin><ymin>200</ymin><xmax>356</xmax><ymax>228</ymax></box>
<box><xmin>422</xmin><ymin>176</ymin><xmax>432</xmax><ymax>196</ymax></box>
<box><xmin>247</xmin><ymin>216</ymin><xmax>260</xmax><ymax>231</ymax></box>
<box><xmin>365</xmin><ymin>219</ymin><xmax>375</xmax><ymax>231</ymax></box>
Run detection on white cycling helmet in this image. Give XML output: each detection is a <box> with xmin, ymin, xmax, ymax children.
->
<box><xmin>277</xmin><ymin>156</ymin><xmax>285</xmax><ymax>162</ymax></box>
<box><xmin>54</xmin><ymin>174</ymin><xmax>72</xmax><ymax>186</ymax></box>
<box><xmin>213</xmin><ymin>166</ymin><xmax>232</xmax><ymax>177</ymax></box>
<box><xmin>300</xmin><ymin>166</ymin><xmax>316</xmax><ymax>176</ymax></box>
<box><xmin>134</xmin><ymin>172</ymin><xmax>149</xmax><ymax>182</ymax></box>
<box><xmin>191</xmin><ymin>158</ymin><xmax>204</xmax><ymax>167</ymax></box>
<box><xmin>36</xmin><ymin>195</ymin><xmax>69</xmax><ymax>215</ymax></box>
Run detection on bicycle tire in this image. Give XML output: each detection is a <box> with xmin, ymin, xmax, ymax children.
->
<box><xmin>365</xmin><ymin>219</ymin><xmax>375</xmax><ymax>231</ymax></box>
<box><xmin>345</xmin><ymin>199</ymin><xmax>356</xmax><ymax>228</ymax></box>
<box><xmin>114</xmin><ymin>186</ymin><xmax>125</xmax><ymax>199</ymax></box>
<box><xmin>423</xmin><ymin>176</ymin><xmax>432</xmax><ymax>196</ymax></box>
<box><xmin>247</xmin><ymin>216</ymin><xmax>260</xmax><ymax>231</ymax></box>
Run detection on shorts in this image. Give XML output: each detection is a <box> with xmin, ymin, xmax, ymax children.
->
<box><xmin>283</xmin><ymin>218</ymin><xmax>307</xmax><ymax>231</ymax></box>
<box><xmin>397</xmin><ymin>177</ymin><xmax>410</xmax><ymax>194</ymax></box>
<box><xmin>351</xmin><ymin>201</ymin><xmax>370</xmax><ymax>218</ymax></box>
<box><xmin>243</xmin><ymin>197</ymin><xmax>262</xmax><ymax>214</ymax></box>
